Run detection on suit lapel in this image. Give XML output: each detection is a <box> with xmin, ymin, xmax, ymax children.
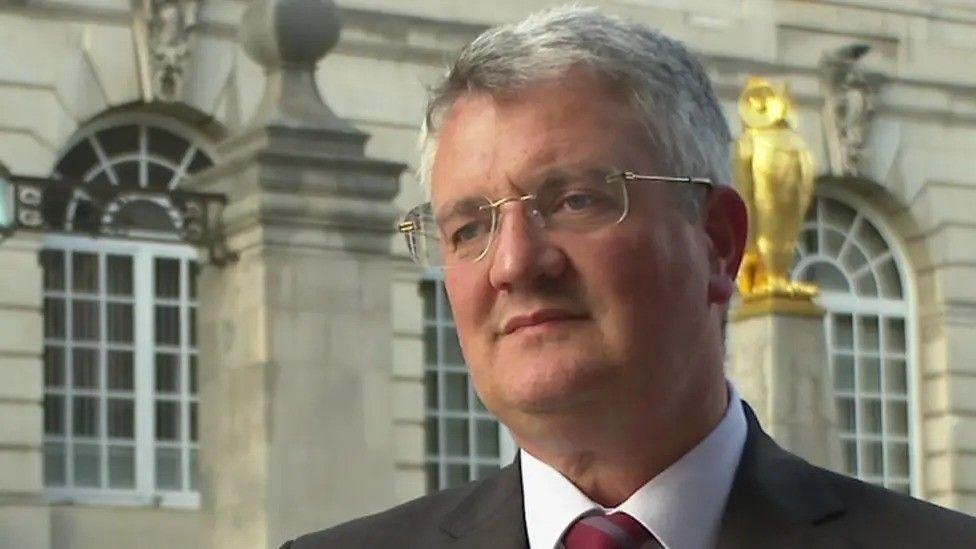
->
<box><xmin>439</xmin><ymin>456</ymin><xmax>528</xmax><ymax>548</ymax></box>
<box><xmin>718</xmin><ymin>402</ymin><xmax>854</xmax><ymax>549</ymax></box>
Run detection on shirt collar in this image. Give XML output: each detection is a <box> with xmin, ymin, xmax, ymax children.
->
<box><xmin>520</xmin><ymin>383</ymin><xmax>747</xmax><ymax>549</ymax></box>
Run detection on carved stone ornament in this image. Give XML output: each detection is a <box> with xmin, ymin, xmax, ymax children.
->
<box><xmin>132</xmin><ymin>0</ymin><xmax>202</xmax><ymax>102</ymax></box>
<box><xmin>818</xmin><ymin>44</ymin><xmax>877</xmax><ymax>177</ymax></box>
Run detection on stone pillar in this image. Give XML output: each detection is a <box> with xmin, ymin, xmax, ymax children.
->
<box><xmin>727</xmin><ymin>298</ymin><xmax>841</xmax><ymax>471</ymax></box>
<box><xmin>185</xmin><ymin>2</ymin><xmax>405</xmax><ymax>548</ymax></box>
<box><xmin>0</xmin><ymin>232</ymin><xmax>51</xmax><ymax>549</ymax></box>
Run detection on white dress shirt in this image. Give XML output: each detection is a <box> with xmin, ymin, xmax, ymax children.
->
<box><xmin>520</xmin><ymin>383</ymin><xmax>747</xmax><ymax>549</ymax></box>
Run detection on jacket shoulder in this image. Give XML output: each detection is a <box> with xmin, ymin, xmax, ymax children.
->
<box><xmin>281</xmin><ymin>481</ymin><xmax>480</xmax><ymax>549</ymax></box>
<box><xmin>814</xmin><ymin>465</ymin><xmax>976</xmax><ymax>545</ymax></box>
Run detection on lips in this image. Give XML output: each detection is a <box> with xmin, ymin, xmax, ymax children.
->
<box><xmin>501</xmin><ymin>309</ymin><xmax>587</xmax><ymax>335</ymax></box>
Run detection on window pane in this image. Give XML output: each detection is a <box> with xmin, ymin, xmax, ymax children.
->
<box><xmin>476</xmin><ymin>420</ymin><xmax>499</xmax><ymax>458</ymax></box>
<box><xmin>885</xmin><ymin>359</ymin><xmax>907</xmax><ymax>393</ymax></box>
<box><xmin>841</xmin><ymin>246</ymin><xmax>868</xmax><ymax>273</ymax></box>
<box><xmin>190</xmin><ymin>402</ymin><xmax>198</xmax><ymax>442</ymax></box>
<box><xmin>888</xmin><ymin>443</ymin><xmax>910</xmax><ymax>477</ymax></box>
<box><xmin>878</xmin><ymin>258</ymin><xmax>902</xmax><ymax>298</ymax></box>
<box><xmin>837</xmin><ymin>398</ymin><xmax>855</xmax><ymax>432</ymax></box>
<box><xmin>73</xmin><ymin>396</ymin><xmax>100</xmax><ymax>437</ymax></box>
<box><xmin>833</xmin><ymin>354</ymin><xmax>854</xmax><ymax>390</ymax></box>
<box><xmin>189</xmin><ymin>448</ymin><xmax>198</xmax><ymax>491</ymax></box>
<box><xmin>107</xmin><ymin>350</ymin><xmax>134</xmax><ymax>390</ymax></box>
<box><xmin>115</xmin><ymin>160</ymin><xmax>140</xmax><ymax>188</ymax></box>
<box><xmin>155</xmin><ymin>447</ymin><xmax>182</xmax><ymax>490</ymax></box>
<box><xmin>189</xmin><ymin>308</ymin><xmax>197</xmax><ymax>347</ymax></box>
<box><xmin>823</xmin><ymin>230</ymin><xmax>845</xmax><ymax>257</ymax></box>
<box><xmin>189</xmin><ymin>262</ymin><xmax>199</xmax><ymax>300</ymax></box>
<box><xmin>108</xmin><ymin>445</ymin><xmax>135</xmax><ymax>488</ymax></box>
<box><xmin>423</xmin><ymin>326</ymin><xmax>437</xmax><ymax>365</ymax></box>
<box><xmin>420</xmin><ymin>281</ymin><xmax>435</xmax><ymax>320</ymax></box>
<box><xmin>425</xmin><ymin>463</ymin><xmax>439</xmax><ymax>493</ymax></box>
<box><xmin>476</xmin><ymin>464</ymin><xmax>501</xmax><ymax>479</ymax></box>
<box><xmin>44</xmin><ymin>346</ymin><xmax>64</xmax><ymax>387</ymax></box>
<box><xmin>444</xmin><ymin>372</ymin><xmax>468</xmax><ymax>411</ymax></box>
<box><xmin>107</xmin><ymin>303</ymin><xmax>133</xmax><ymax>343</ymax></box>
<box><xmin>832</xmin><ymin>314</ymin><xmax>853</xmax><ymax>350</ymax></box>
<box><xmin>155</xmin><ymin>400</ymin><xmax>180</xmax><ymax>440</ymax></box>
<box><xmin>44</xmin><ymin>395</ymin><xmax>64</xmax><ymax>434</ymax></box>
<box><xmin>842</xmin><ymin>439</ymin><xmax>857</xmax><ymax>475</ymax></box>
<box><xmin>71</xmin><ymin>252</ymin><xmax>99</xmax><ymax>293</ymax></box>
<box><xmin>155</xmin><ymin>353</ymin><xmax>179</xmax><ymax>393</ymax></box>
<box><xmin>74</xmin><ymin>443</ymin><xmax>101</xmax><ymax>487</ymax></box>
<box><xmin>425</xmin><ymin>417</ymin><xmax>439</xmax><ymax>455</ymax></box>
<box><xmin>41</xmin><ymin>250</ymin><xmax>64</xmax><ymax>290</ymax></box>
<box><xmin>858</xmin><ymin>316</ymin><xmax>880</xmax><ymax>353</ymax></box>
<box><xmin>107</xmin><ymin>398</ymin><xmax>134</xmax><ymax>439</ymax></box>
<box><xmin>446</xmin><ymin>464</ymin><xmax>469</xmax><ymax>488</ymax></box>
<box><xmin>886</xmin><ymin>318</ymin><xmax>906</xmax><ymax>354</ymax></box>
<box><xmin>860</xmin><ymin>356</ymin><xmax>881</xmax><ymax>393</ymax></box>
<box><xmin>887</xmin><ymin>401</ymin><xmax>908</xmax><ymax>436</ymax></box>
<box><xmin>424</xmin><ymin>371</ymin><xmax>438</xmax><ymax>409</ymax></box>
<box><xmin>44</xmin><ymin>298</ymin><xmax>65</xmax><ymax>338</ymax></box>
<box><xmin>155</xmin><ymin>305</ymin><xmax>180</xmax><ymax>345</ymax></box>
<box><xmin>862</xmin><ymin>441</ymin><xmax>883</xmax><ymax>476</ymax></box>
<box><xmin>72</xmin><ymin>348</ymin><xmax>99</xmax><ymax>389</ymax></box>
<box><xmin>189</xmin><ymin>355</ymin><xmax>198</xmax><ymax>394</ymax></box>
<box><xmin>43</xmin><ymin>442</ymin><xmax>66</xmax><ymax>486</ymax></box>
<box><xmin>445</xmin><ymin>418</ymin><xmax>469</xmax><ymax>456</ymax></box>
<box><xmin>824</xmin><ymin>201</ymin><xmax>857</xmax><ymax>232</ymax></box>
<box><xmin>107</xmin><ymin>255</ymin><xmax>133</xmax><ymax>296</ymax></box>
<box><xmin>854</xmin><ymin>270</ymin><xmax>878</xmax><ymax>297</ymax></box>
<box><xmin>72</xmin><ymin>300</ymin><xmax>100</xmax><ymax>340</ymax></box>
<box><xmin>155</xmin><ymin>258</ymin><xmax>180</xmax><ymax>298</ymax></box>
<box><xmin>862</xmin><ymin>399</ymin><xmax>883</xmax><ymax>434</ymax></box>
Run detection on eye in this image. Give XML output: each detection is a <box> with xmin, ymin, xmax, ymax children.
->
<box><xmin>560</xmin><ymin>192</ymin><xmax>600</xmax><ymax>211</ymax></box>
<box><xmin>449</xmin><ymin>219</ymin><xmax>490</xmax><ymax>247</ymax></box>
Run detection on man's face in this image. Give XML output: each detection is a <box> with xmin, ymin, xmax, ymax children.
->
<box><xmin>430</xmin><ymin>70</ymin><xmax>731</xmax><ymax>432</ymax></box>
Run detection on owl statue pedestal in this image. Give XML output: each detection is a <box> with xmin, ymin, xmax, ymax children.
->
<box><xmin>727</xmin><ymin>303</ymin><xmax>842</xmax><ymax>472</ymax></box>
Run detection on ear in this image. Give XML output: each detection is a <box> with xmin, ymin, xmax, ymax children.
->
<box><xmin>702</xmin><ymin>185</ymin><xmax>748</xmax><ymax>305</ymax></box>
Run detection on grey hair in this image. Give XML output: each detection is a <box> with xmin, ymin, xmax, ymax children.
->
<box><xmin>418</xmin><ymin>5</ymin><xmax>731</xmax><ymax>194</ymax></box>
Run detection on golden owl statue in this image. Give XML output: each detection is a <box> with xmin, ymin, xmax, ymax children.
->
<box><xmin>734</xmin><ymin>77</ymin><xmax>817</xmax><ymax>301</ymax></box>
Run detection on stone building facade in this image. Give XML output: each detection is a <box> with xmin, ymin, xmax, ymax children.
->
<box><xmin>0</xmin><ymin>1</ymin><xmax>974</xmax><ymax>548</ymax></box>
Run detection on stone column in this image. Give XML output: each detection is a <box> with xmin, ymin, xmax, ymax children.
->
<box><xmin>727</xmin><ymin>297</ymin><xmax>841</xmax><ymax>471</ymax></box>
<box><xmin>185</xmin><ymin>2</ymin><xmax>405</xmax><ymax>548</ymax></box>
<box><xmin>0</xmin><ymin>231</ymin><xmax>51</xmax><ymax>549</ymax></box>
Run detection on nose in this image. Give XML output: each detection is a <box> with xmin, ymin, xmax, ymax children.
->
<box><xmin>487</xmin><ymin>201</ymin><xmax>567</xmax><ymax>291</ymax></box>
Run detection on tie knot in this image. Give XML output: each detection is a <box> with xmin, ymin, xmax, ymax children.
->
<box><xmin>561</xmin><ymin>511</ymin><xmax>663</xmax><ymax>549</ymax></box>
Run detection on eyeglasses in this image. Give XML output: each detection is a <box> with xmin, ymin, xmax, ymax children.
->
<box><xmin>397</xmin><ymin>169</ymin><xmax>713</xmax><ymax>268</ymax></box>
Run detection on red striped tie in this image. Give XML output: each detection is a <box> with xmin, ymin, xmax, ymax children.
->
<box><xmin>560</xmin><ymin>512</ymin><xmax>664</xmax><ymax>549</ymax></box>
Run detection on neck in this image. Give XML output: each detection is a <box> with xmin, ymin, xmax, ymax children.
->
<box><xmin>515</xmin><ymin>376</ymin><xmax>729</xmax><ymax>507</ymax></box>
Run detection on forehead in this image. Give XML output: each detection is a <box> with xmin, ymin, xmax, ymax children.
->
<box><xmin>429</xmin><ymin>70</ymin><xmax>652</xmax><ymax>205</ymax></box>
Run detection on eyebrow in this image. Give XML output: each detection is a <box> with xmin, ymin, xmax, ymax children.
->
<box><xmin>435</xmin><ymin>164</ymin><xmax>617</xmax><ymax>218</ymax></box>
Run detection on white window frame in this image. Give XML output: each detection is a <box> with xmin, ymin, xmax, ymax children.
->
<box><xmin>792</xmin><ymin>189</ymin><xmax>919</xmax><ymax>496</ymax></box>
<box><xmin>42</xmin><ymin>234</ymin><xmax>200</xmax><ymax>509</ymax></box>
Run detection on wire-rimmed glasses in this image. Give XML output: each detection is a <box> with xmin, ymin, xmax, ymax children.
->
<box><xmin>398</xmin><ymin>169</ymin><xmax>713</xmax><ymax>268</ymax></box>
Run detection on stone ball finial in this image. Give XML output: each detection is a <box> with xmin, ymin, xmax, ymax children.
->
<box><xmin>240</xmin><ymin>0</ymin><xmax>341</xmax><ymax>69</ymax></box>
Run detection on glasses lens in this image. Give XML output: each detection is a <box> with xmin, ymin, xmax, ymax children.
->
<box><xmin>404</xmin><ymin>198</ymin><xmax>495</xmax><ymax>267</ymax></box>
<box><xmin>435</xmin><ymin>197</ymin><xmax>494</xmax><ymax>266</ymax></box>
<box><xmin>403</xmin><ymin>204</ymin><xmax>445</xmax><ymax>267</ymax></box>
<box><xmin>533</xmin><ymin>171</ymin><xmax>627</xmax><ymax>231</ymax></box>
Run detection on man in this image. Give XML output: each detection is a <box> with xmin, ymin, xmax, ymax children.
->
<box><xmin>283</xmin><ymin>6</ymin><xmax>976</xmax><ymax>548</ymax></box>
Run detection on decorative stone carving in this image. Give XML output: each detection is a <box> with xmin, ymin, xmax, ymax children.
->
<box><xmin>819</xmin><ymin>44</ymin><xmax>877</xmax><ymax>177</ymax></box>
<box><xmin>132</xmin><ymin>0</ymin><xmax>202</xmax><ymax>102</ymax></box>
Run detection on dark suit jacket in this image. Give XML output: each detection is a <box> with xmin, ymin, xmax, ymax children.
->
<box><xmin>282</xmin><ymin>402</ymin><xmax>976</xmax><ymax>548</ymax></box>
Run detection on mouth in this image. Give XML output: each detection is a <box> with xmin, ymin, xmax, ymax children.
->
<box><xmin>501</xmin><ymin>309</ymin><xmax>588</xmax><ymax>336</ymax></box>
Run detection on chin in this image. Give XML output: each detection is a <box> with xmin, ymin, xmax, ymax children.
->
<box><xmin>491</xmin><ymin>352</ymin><xmax>610</xmax><ymax>415</ymax></box>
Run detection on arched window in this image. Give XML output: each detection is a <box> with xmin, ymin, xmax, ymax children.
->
<box><xmin>40</xmin><ymin>115</ymin><xmax>215</xmax><ymax>507</ymax></box>
<box><xmin>792</xmin><ymin>194</ymin><xmax>914</xmax><ymax>495</ymax></box>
